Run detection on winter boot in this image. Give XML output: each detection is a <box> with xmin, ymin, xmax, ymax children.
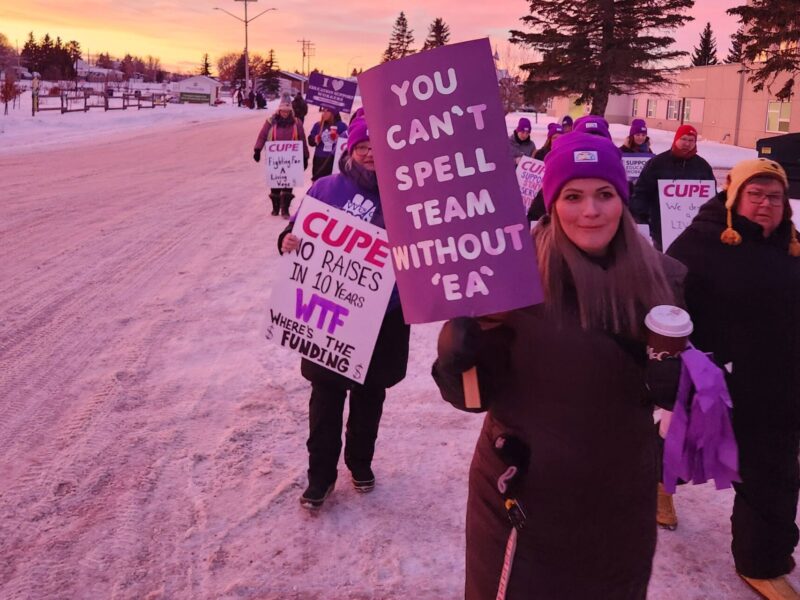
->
<box><xmin>351</xmin><ymin>467</ymin><xmax>375</xmax><ymax>493</ymax></box>
<box><xmin>739</xmin><ymin>575</ymin><xmax>800</xmax><ymax>599</ymax></box>
<box><xmin>279</xmin><ymin>192</ymin><xmax>294</xmax><ymax>219</ymax></box>
<box><xmin>299</xmin><ymin>481</ymin><xmax>335</xmax><ymax>510</ymax></box>
<box><xmin>657</xmin><ymin>482</ymin><xmax>678</xmax><ymax>530</ymax></box>
<box><xmin>269</xmin><ymin>193</ymin><xmax>280</xmax><ymax>216</ymax></box>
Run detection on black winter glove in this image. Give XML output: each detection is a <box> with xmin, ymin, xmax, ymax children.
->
<box><xmin>437</xmin><ymin>317</ymin><xmax>482</xmax><ymax>373</ymax></box>
<box><xmin>645</xmin><ymin>356</ymin><xmax>683</xmax><ymax>410</ymax></box>
<box><xmin>253</xmin><ymin>148</ymin><xmax>261</xmax><ymax>162</ymax></box>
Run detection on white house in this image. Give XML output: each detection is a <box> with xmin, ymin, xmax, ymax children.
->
<box><xmin>173</xmin><ymin>75</ymin><xmax>222</xmax><ymax>105</ymax></box>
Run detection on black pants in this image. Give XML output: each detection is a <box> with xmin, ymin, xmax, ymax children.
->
<box><xmin>269</xmin><ymin>188</ymin><xmax>293</xmax><ymax>215</ymax></box>
<box><xmin>307</xmin><ymin>382</ymin><xmax>386</xmax><ymax>486</ymax></box>
<box><xmin>731</xmin><ymin>432</ymin><xmax>800</xmax><ymax>579</ymax></box>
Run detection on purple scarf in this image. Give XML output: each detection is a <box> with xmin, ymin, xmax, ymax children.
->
<box><xmin>662</xmin><ymin>347</ymin><xmax>740</xmax><ymax>494</ymax></box>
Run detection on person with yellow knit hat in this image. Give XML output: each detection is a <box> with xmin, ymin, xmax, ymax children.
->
<box><xmin>667</xmin><ymin>158</ymin><xmax>800</xmax><ymax>600</ymax></box>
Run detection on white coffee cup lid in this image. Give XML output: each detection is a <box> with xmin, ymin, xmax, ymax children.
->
<box><xmin>645</xmin><ymin>305</ymin><xmax>693</xmax><ymax>337</ymax></box>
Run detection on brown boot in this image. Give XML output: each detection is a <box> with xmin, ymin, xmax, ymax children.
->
<box><xmin>657</xmin><ymin>483</ymin><xmax>678</xmax><ymax>530</ymax></box>
<box><xmin>739</xmin><ymin>574</ymin><xmax>800</xmax><ymax>599</ymax></box>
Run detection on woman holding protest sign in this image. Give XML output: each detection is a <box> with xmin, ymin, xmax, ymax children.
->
<box><xmin>433</xmin><ymin>133</ymin><xmax>686</xmax><ymax>599</ymax></box>
<box><xmin>307</xmin><ymin>107</ymin><xmax>348</xmax><ymax>182</ymax></box>
<box><xmin>253</xmin><ymin>93</ymin><xmax>309</xmax><ymax>217</ymax></box>
<box><xmin>278</xmin><ymin>117</ymin><xmax>410</xmax><ymax>510</ymax></box>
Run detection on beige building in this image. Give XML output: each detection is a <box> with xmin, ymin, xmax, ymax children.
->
<box><xmin>545</xmin><ymin>63</ymin><xmax>798</xmax><ymax>149</ymax></box>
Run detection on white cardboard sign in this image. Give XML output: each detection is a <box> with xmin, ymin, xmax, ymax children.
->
<box><xmin>516</xmin><ymin>156</ymin><xmax>545</xmax><ymax>212</ymax></box>
<box><xmin>265</xmin><ymin>196</ymin><xmax>396</xmax><ymax>383</ymax></box>
<box><xmin>622</xmin><ymin>154</ymin><xmax>652</xmax><ymax>180</ymax></box>
<box><xmin>658</xmin><ymin>179</ymin><xmax>716</xmax><ymax>250</ymax></box>
<box><xmin>331</xmin><ymin>137</ymin><xmax>348</xmax><ymax>175</ymax></box>
<box><xmin>266</xmin><ymin>141</ymin><xmax>304</xmax><ymax>188</ymax></box>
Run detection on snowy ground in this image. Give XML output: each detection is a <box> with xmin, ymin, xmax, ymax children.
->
<box><xmin>0</xmin><ymin>101</ymin><xmax>793</xmax><ymax>599</ymax></box>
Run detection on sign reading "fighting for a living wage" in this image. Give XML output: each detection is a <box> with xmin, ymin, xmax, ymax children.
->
<box><xmin>265</xmin><ymin>196</ymin><xmax>395</xmax><ymax>383</ymax></box>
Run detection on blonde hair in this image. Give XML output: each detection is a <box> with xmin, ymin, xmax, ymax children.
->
<box><xmin>534</xmin><ymin>208</ymin><xmax>675</xmax><ymax>340</ymax></box>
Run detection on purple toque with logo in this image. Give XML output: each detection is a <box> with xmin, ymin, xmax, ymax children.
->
<box><xmin>516</xmin><ymin>117</ymin><xmax>532</xmax><ymax>132</ymax></box>
<box><xmin>629</xmin><ymin>118</ymin><xmax>647</xmax><ymax>136</ymax></box>
<box><xmin>572</xmin><ymin>115</ymin><xmax>611</xmax><ymax>139</ymax></box>
<box><xmin>542</xmin><ymin>132</ymin><xmax>630</xmax><ymax>211</ymax></box>
<box><xmin>347</xmin><ymin>117</ymin><xmax>369</xmax><ymax>152</ymax></box>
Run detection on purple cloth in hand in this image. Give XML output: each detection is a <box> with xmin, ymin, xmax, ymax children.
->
<box><xmin>662</xmin><ymin>347</ymin><xmax>740</xmax><ymax>494</ymax></box>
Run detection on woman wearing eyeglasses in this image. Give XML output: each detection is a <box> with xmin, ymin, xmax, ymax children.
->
<box><xmin>667</xmin><ymin>158</ymin><xmax>800</xmax><ymax>599</ymax></box>
<box><xmin>277</xmin><ymin>116</ymin><xmax>410</xmax><ymax>510</ymax></box>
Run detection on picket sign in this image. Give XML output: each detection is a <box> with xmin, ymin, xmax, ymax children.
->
<box><xmin>266</xmin><ymin>141</ymin><xmax>304</xmax><ymax>188</ymax></box>
<box><xmin>658</xmin><ymin>179</ymin><xmax>716</xmax><ymax>251</ymax></box>
<box><xmin>621</xmin><ymin>154</ymin><xmax>652</xmax><ymax>180</ymax></box>
<box><xmin>265</xmin><ymin>196</ymin><xmax>395</xmax><ymax>383</ymax></box>
<box><xmin>516</xmin><ymin>156</ymin><xmax>545</xmax><ymax>212</ymax></box>
<box><xmin>358</xmin><ymin>39</ymin><xmax>546</xmax><ymax>408</ymax></box>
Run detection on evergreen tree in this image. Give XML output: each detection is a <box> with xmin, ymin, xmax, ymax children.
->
<box><xmin>351</xmin><ymin>67</ymin><xmax>358</xmax><ymax>77</ymax></box>
<box><xmin>725</xmin><ymin>26</ymin><xmax>746</xmax><ymax>63</ymax></box>
<box><xmin>728</xmin><ymin>0</ymin><xmax>800</xmax><ymax>100</ymax></box>
<box><xmin>259</xmin><ymin>49</ymin><xmax>281</xmax><ymax>95</ymax></box>
<box><xmin>691</xmin><ymin>22</ymin><xmax>718</xmax><ymax>66</ymax></box>
<box><xmin>0</xmin><ymin>33</ymin><xmax>16</xmax><ymax>70</ymax></box>
<box><xmin>510</xmin><ymin>0</ymin><xmax>694</xmax><ymax>116</ymax></box>
<box><xmin>200</xmin><ymin>53</ymin><xmax>212</xmax><ymax>76</ymax></box>
<box><xmin>422</xmin><ymin>17</ymin><xmax>451</xmax><ymax>51</ymax></box>
<box><xmin>382</xmin><ymin>12</ymin><xmax>415</xmax><ymax>63</ymax></box>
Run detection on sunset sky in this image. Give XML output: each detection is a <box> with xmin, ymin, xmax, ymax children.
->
<box><xmin>1</xmin><ymin>0</ymin><xmax>743</xmax><ymax>76</ymax></box>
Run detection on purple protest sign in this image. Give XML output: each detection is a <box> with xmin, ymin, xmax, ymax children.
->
<box><xmin>306</xmin><ymin>72</ymin><xmax>358</xmax><ymax>113</ymax></box>
<box><xmin>358</xmin><ymin>38</ymin><xmax>543</xmax><ymax>324</ymax></box>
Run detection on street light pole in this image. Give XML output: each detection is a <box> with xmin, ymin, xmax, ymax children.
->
<box><xmin>213</xmin><ymin>1</ymin><xmax>276</xmax><ymax>93</ymax></box>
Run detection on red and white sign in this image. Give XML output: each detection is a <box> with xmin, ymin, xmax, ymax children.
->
<box><xmin>658</xmin><ymin>179</ymin><xmax>716</xmax><ymax>250</ymax></box>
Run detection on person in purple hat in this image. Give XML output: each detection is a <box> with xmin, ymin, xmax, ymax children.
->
<box><xmin>561</xmin><ymin>114</ymin><xmax>573</xmax><ymax>132</ymax></box>
<box><xmin>433</xmin><ymin>132</ymin><xmax>686</xmax><ymax>599</ymax></box>
<box><xmin>621</xmin><ymin>119</ymin><xmax>654</xmax><ymax>155</ymax></box>
<box><xmin>278</xmin><ymin>116</ymin><xmax>410</xmax><ymax>510</ymax></box>
<box><xmin>533</xmin><ymin>122</ymin><xmax>563</xmax><ymax>161</ymax></box>
<box><xmin>573</xmin><ymin>115</ymin><xmax>612</xmax><ymax>139</ymax></box>
<box><xmin>509</xmin><ymin>117</ymin><xmax>537</xmax><ymax>162</ymax></box>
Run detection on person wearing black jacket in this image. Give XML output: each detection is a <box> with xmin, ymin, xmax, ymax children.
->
<box><xmin>630</xmin><ymin>124</ymin><xmax>715</xmax><ymax>251</ymax></box>
<box><xmin>667</xmin><ymin>158</ymin><xmax>800</xmax><ymax>600</ymax></box>
<box><xmin>292</xmin><ymin>91</ymin><xmax>308</xmax><ymax>123</ymax></box>
<box><xmin>434</xmin><ymin>133</ymin><xmax>685</xmax><ymax>599</ymax></box>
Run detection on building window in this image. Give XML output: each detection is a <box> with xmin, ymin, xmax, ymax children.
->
<box><xmin>666</xmin><ymin>99</ymin><xmax>680</xmax><ymax>120</ymax></box>
<box><xmin>766</xmin><ymin>101</ymin><xmax>791</xmax><ymax>133</ymax></box>
<box><xmin>646</xmin><ymin>99</ymin><xmax>657</xmax><ymax>118</ymax></box>
<box><xmin>632</xmin><ymin>98</ymin><xmax>639</xmax><ymax>116</ymax></box>
<box><xmin>683</xmin><ymin>99</ymin><xmax>692</xmax><ymax>122</ymax></box>
<box><xmin>545</xmin><ymin>97</ymin><xmax>553</xmax><ymax>110</ymax></box>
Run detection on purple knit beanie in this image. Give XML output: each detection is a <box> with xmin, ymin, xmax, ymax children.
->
<box><xmin>542</xmin><ymin>132</ymin><xmax>630</xmax><ymax>212</ymax></box>
<box><xmin>347</xmin><ymin>117</ymin><xmax>369</xmax><ymax>152</ymax></box>
<box><xmin>516</xmin><ymin>117</ymin><xmax>532</xmax><ymax>133</ymax></box>
<box><xmin>572</xmin><ymin>115</ymin><xmax>611</xmax><ymax>139</ymax></box>
<box><xmin>629</xmin><ymin>118</ymin><xmax>647</xmax><ymax>136</ymax></box>
<box><xmin>546</xmin><ymin>123</ymin><xmax>564</xmax><ymax>141</ymax></box>
<box><xmin>352</xmin><ymin>107</ymin><xmax>365</xmax><ymax>120</ymax></box>
<box><xmin>561</xmin><ymin>115</ymin><xmax>573</xmax><ymax>128</ymax></box>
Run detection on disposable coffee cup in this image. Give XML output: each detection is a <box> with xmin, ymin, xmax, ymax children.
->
<box><xmin>645</xmin><ymin>305</ymin><xmax>693</xmax><ymax>361</ymax></box>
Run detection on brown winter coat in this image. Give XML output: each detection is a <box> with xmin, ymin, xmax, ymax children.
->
<box><xmin>433</xmin><ymin>256</ymin><xmax>686</xmax><ymax>600</ymax></box>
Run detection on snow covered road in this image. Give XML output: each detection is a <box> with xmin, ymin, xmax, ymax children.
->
<box><xmin>0</xmin><ymin>110</ymin><xmax>794</xmax><ymax>599</ymax></box>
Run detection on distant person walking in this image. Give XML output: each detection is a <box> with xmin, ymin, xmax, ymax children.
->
<box><xmin>292</xmin><ymin>91</ymin><xmax>308</xmax><ymax>123</ymax></box>
<box><xmin>252</xmin><ymin>93</ymin><xmax>309</xmax><ymax>217</ymax></box>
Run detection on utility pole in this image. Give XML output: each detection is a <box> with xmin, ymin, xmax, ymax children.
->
<box><xmin>214</xmin><ymin>1</ymin><xmax>276</xmax><ymax>91</ymax></box>
<box><xmin>297</xmin><ymin>39</ymin><xmax>315</xmax><ymax>76</ymax></box>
